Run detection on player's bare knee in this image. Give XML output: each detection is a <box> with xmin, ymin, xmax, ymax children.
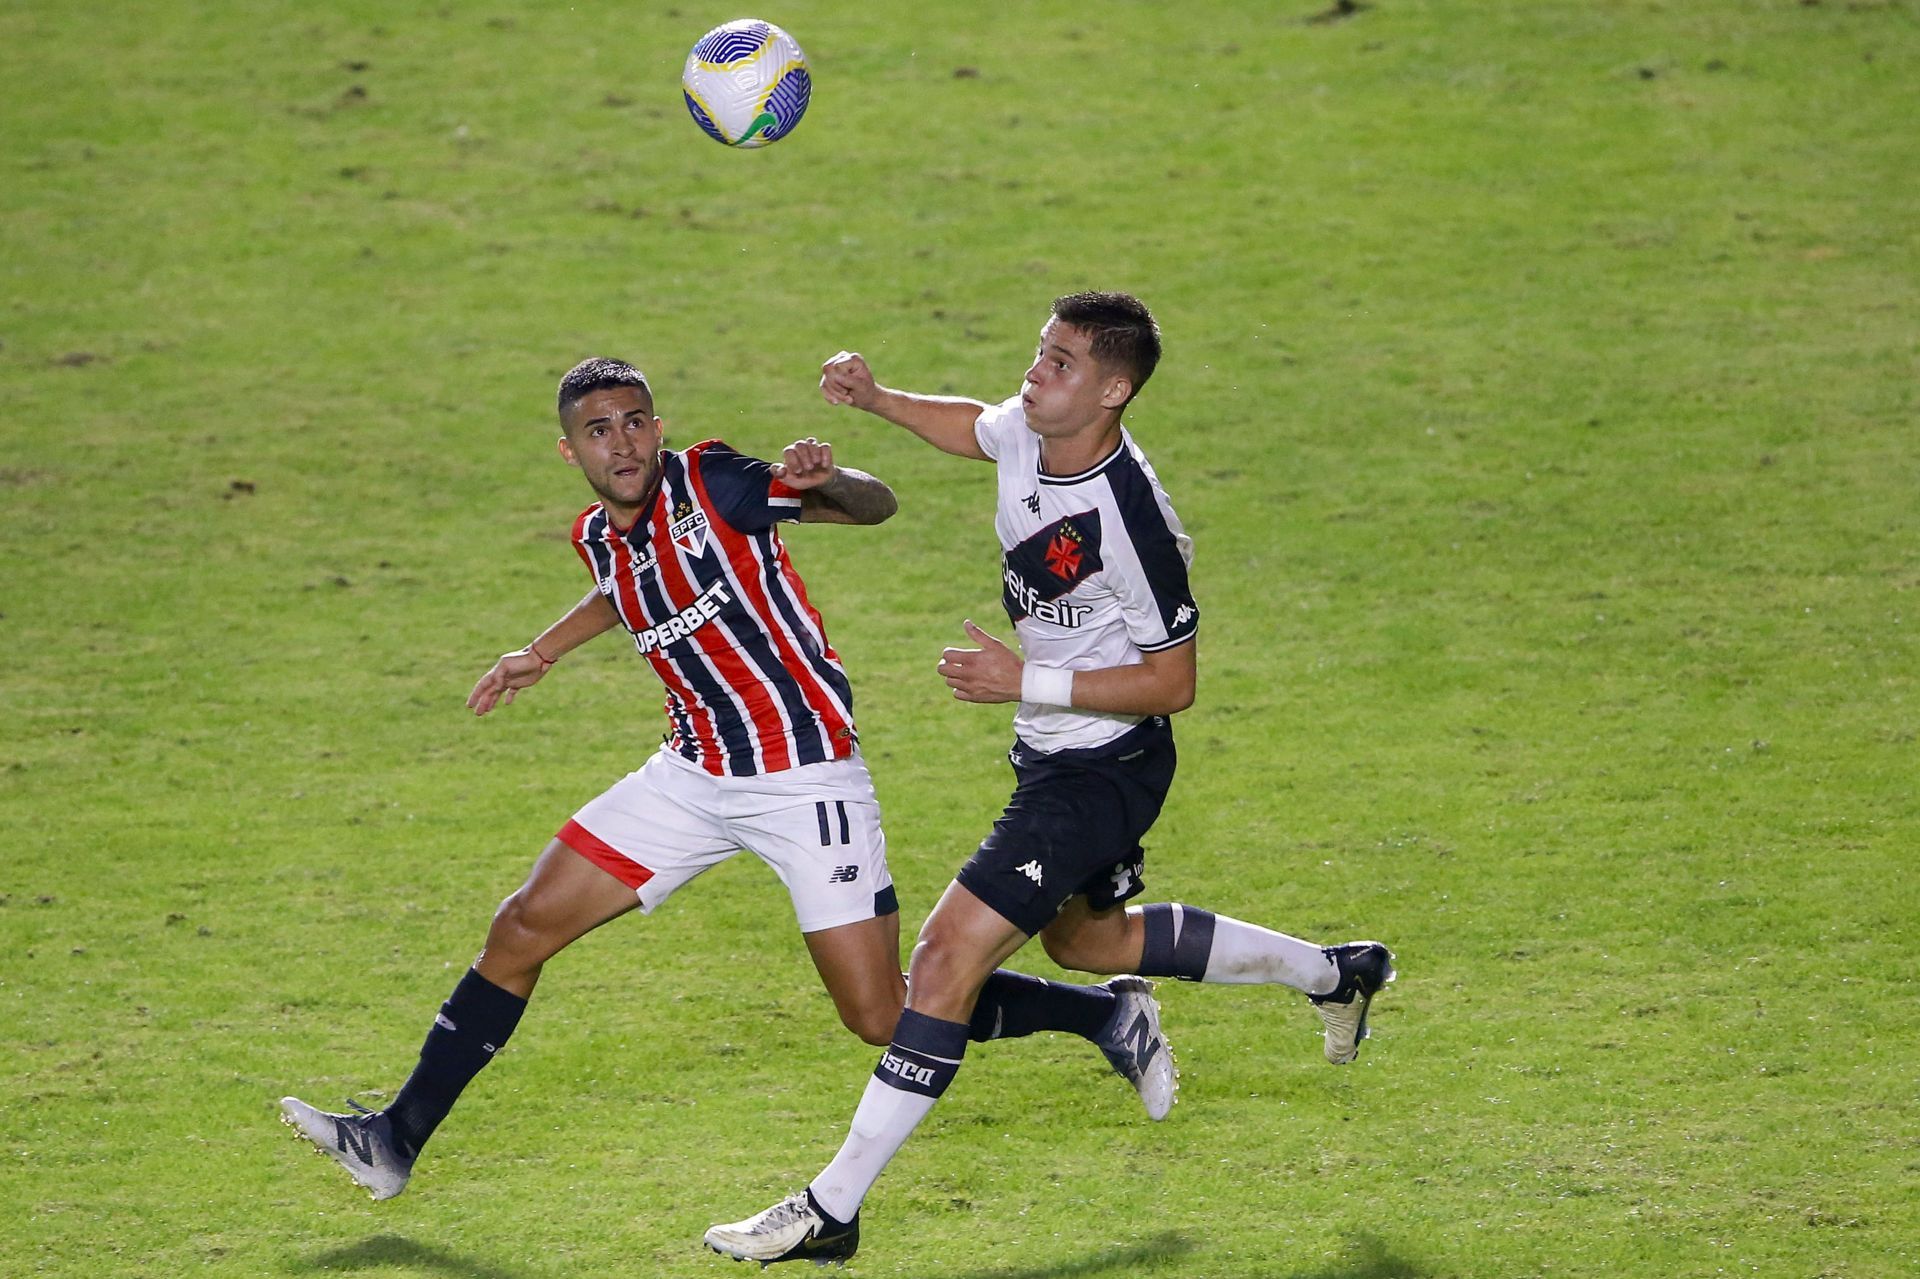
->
<box><xmin>1039</xmin><ymin>928</ymin><xmax>1095</xmax><ymax>973</ymax></box>
<box><xmin>843</xmin><ymin>1000</ymin><xmax>899</xmax><ymax>1046</ymax></box>
<box><xmin>483</xmin><ymin>891</ymin><xmax>555</xmax><ymax>972</ymax></box>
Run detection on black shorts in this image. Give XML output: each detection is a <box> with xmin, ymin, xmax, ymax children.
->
<box><xmin>956</xmin><ymin>716</ymin><xmax>1178</xmax><ymax>937</ymax></box>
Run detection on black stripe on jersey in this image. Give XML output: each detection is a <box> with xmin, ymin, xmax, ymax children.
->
<box><xmin>652</xmin><ymin>464</ymin><xmax>763</xmax><ymax>774</ymax></box>
<box><xmin>662</xmin><ymin>690</ymin><xmax>700</xmax><ymax>764</ymax></box>
<box><xmin>582</xmin><ymin>508</ymin><xmax>615</xmax><ymax>584</ymax></box>
<box><xmin>1106</xmin><ymin>451</ymin><xmax>1199</xmax><ymax>648</ymax></box>
<box><xmin>751</xmin><ymin>528</ymin><xmax>856</xmax><ymax>714</ymax></box>
<box><xmin>676</xmin><ymin>510</ymin><xmax>831</xmax><ymax>768</ymax></box>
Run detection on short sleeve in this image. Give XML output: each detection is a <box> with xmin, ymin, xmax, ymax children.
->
<box><xmin>972</xmin><ymin>394</ymin><xmax>1028</xmax><ymax>461</ymax></box>
<box><xmin>1107</xmin><ymin>462</ymin><xmax>1199</xmax><ymax>651</ymax></box>
<box><xmin>687</xmin><ymin>440</ymin><xmax>803</xmax><ymax>532</ymax></box>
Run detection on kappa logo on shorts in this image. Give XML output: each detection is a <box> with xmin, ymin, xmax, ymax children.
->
<box><xmin>828</xmin><ymin>865</ymin><xmax>859</xmax><ymax>884</ymax></box>
<box><xmin>1016</xmin><ymin>859</ymin><xmax>1044</xmax><ymax>886</ymax></box>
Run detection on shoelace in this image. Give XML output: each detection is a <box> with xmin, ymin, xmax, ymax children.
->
<box><xmin>753</xmin><ymin>1195</ymin><xmax>812</xmax><ymax>1233</ymax></box>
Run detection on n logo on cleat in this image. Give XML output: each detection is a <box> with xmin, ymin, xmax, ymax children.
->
<box><xmin>1124</xmin><ymin>1012</ymin><xmax>1158</xmax><ymax>1073</ymax></box>
<box><xmin>333</xmin><ymin>1119</ymin><xmax>374</xmax><ymax>1164</ymax></box>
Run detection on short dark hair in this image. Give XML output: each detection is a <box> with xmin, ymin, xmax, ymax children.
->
<box><xmin>1051</xmin><ymin>291</ymin><xmax>1161</xmax><ymax>402</ymax></box>
<box><xmin>557</xmin><ymin>357</ymin><xmax>651</xmax><ymax>416</ymax></box>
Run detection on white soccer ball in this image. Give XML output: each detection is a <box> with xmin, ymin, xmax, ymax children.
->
<box><xmin>680</xmin><ymin>19</ymin><xmax>812</xmax><ymax>149</ymax></box>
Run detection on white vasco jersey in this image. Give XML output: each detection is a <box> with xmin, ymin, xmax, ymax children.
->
<box><xmin>974</xmin><ymin>394</ymin><xmax>1199</xmax><ymax>753</ymax></box>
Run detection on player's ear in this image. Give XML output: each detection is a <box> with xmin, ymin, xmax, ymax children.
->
<box><xmin>1099</xmin><ymin>375</ymin><xmax>1133</xmax><ymax>411</ymax></box>
<box><xmin>655</xmin><ymin>416</ymin><xmax>669</xmax><ymax>445</ymax></box>
<box><xmin>556</xmin><ymin>435</ymin><xmax>579</xmax><ymax>467</ymax></box>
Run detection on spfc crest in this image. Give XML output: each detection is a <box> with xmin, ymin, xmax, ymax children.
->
<box><xmin>669</xmin><ymin>499</ymin><xmax>710</xmax><ymax>555</ymax></box>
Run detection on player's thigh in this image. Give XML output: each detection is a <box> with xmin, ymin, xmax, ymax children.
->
<box><xmin>558</xmin><ymin>752</ymin><xmax>745</xmax><ymax>918</ymax></box>
<box><xmin>905</xmin><ymin>879</ymin><xmax>1035</xmax><ymax>1022</ymax></box>
<box><xmin>1039</xmin><ymin>894</ymin><xmax>1144</xmax><ymax>975</ymax></box>
<box><xmin>803</xmin><ymin>912</ymin><xmax>906</xmax><ymax>1044</ymax></box>
<box><xmin>492</xmin><ymin>837</ymin><xmax>644</xmax><ymax>953</ymax></box>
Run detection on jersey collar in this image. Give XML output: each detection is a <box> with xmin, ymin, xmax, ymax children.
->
<box><xmin>1037</xmin><ymin>431</ymin><xmax>1128</xmax><ymax>486</ymax></box>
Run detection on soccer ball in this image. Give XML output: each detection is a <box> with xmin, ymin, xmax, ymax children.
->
<box><xmin>680</xmin><ymin>19</ymin><xmax>812</xmax><ymax>149</ymax></box>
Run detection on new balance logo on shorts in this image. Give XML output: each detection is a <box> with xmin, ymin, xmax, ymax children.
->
<box><xmin>1017</xmin><ymin>860</ymin><xmax>1044</xmax><ymax>885</ymax></box>
<box><xmin>828</xmin><ymin>865</ymin><xmax>859</xmax><ymax>884</ymax></box>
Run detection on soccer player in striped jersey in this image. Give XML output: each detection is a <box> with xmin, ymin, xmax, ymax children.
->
<box><xmin>706</xmin><ymin>294</ymin><xmax>1395</xmax><ymax>1266</ymax></box>
<box><xmin>281</xmin><ymin>358</ymin><xmax>1166</xmax><ymax>1202</ymax></box>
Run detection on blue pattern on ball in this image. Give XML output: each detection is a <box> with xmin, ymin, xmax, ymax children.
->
<box><xmin>693</xmin><ymin>22</ymin><xmax>771</xmax><ymax>65</ymax></box>
<box><xmin>760</xmin><ymin>67</ymin><xmax>813</xmax><ymax>142</ymax></box>
<box><xmin>683</xmin><ymin>91</ymin><xmax>728</xmax><ymax>144</ymax></box>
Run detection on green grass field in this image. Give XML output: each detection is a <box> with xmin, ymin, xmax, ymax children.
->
<box><xmin>4</xmin><ymin>1</ymin><xmax>1916</xmax><ymax>1275</ymax></box>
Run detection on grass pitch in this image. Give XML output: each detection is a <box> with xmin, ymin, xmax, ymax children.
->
<box><xmin>3</xmin><ymin>2</ymin><xmax>1915</xmax><ymax>1276</ymax></box>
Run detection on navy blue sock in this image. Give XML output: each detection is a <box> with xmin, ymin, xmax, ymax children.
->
<box><xmin>1137</xmin><ymin>903</ymin><xmax>1217</xmax><ymax>981</ymax></box>
<box><xmin>969</xmin><ymin>969</ymin><xmax>1116</xmax><ymax>1042</ymax></box>
<box><xmin>386</xmin><ymin>968</ymin><xmax>527</xmax><ymax>1157</ymax></box>
<box><xmin>877</xmin><ymin>1008</ymin><xmax>970</xmax><ymax>1096</ymax></box>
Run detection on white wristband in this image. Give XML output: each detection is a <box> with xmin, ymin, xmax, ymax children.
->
<box><xmin>1021</xmin><ymin>664</ymin><xmax>1074</xmax><ymax>708</ymax></box>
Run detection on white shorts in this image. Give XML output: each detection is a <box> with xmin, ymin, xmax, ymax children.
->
<box><xmin>556</xmin><ymin>746</ymin><xmax>897</xmax><ymax>933</ymax></box>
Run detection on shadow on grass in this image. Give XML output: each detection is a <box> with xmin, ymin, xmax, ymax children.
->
<box><xmin>950</xmin><ymin>1231</ymin><xmax>1195</xmax><ymax>1279</ymax></box>
<box><xmin>290</xmin><ymin>1234</ymin><xmax>527</xmax><ymax>1279</ymax></box>
<box><xmin>1284</xmin><ymin>1232</ymin><xmax>1427</xmax><ymax>1279</ymax></box>
<box><xmin>949</xmin><ymin>1230</ymin><xmax>1424</xmax><ymax>1279</ymax></box>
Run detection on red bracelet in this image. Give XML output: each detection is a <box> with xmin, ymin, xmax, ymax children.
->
<box><xmin>529</xmin><ymin>641</ymin><xmax>556</xmax><ymax>667</ymax></box>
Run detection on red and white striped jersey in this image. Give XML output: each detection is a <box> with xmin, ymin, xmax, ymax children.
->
<box><xmin>571</xmin><ymin>440</ymin><xmax>857</xmax><ymax>777</ymax></box>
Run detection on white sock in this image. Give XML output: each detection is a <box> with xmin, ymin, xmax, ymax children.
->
<box><xmin>808</xmin><ymin>1075</ymin><xmax>938</xmax><ymax>1224</ymax></box>
<box><xmin>1204</xmin><ymin>916</ymin><xmax>1339</xmax><ymax>993</ymax></box>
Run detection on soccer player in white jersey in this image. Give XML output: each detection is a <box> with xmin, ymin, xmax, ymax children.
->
<box><xmin>279</xmin><ymin>358</ymin><xmax>1169</xmax><ymax>1202</ymax></box>
<box><xmin>706</xmin><ymin>293</ymin><xmax>1395</xmax><ymax>1266</ymax></box>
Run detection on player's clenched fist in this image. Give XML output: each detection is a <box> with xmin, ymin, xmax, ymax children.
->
<box><xmin>820</xmin><ymin>350</ymin><xmax>878</xmax><ymax>409</ymax></box>
<box><xmin>772</xmin><ymin>437</ymin><xmax>838</xmax><ymax>490</ymax></box>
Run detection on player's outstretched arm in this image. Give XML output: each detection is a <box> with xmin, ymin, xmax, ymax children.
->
<box><xmin>467</xmin><ymin>588</ymin><xmax>621</xmax><ymax>716</ymax></box>
<box><xmin>820</xmin><ymin>350</ymin><xmax>990</xmax><ymax>461</ymax></box>
<box><xmin>776</xmin><ymin>436</ymin><xmax>899</xmax><ymax>526</ymax></box>
<box><xmin>937</xmin><ymin>621</ymin><xmax>1197</xmax><ymax>716</ymax></box>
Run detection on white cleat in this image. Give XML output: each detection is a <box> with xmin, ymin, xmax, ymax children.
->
<box><xmin>704</xmin><ymin>1190</ymin><xmax>859</xmax><ymax>1267</ymax></box>
<box><xmin>279</xmin><ymin>1096</ymin><xmax>414</xmax><ymax>1200</ymax></box>
<box><xmin>1309</xmin><ymin>942</ymin><xmax>1397</xmax><ymax>1064</ymax></box>
<box><xmin>1096</xmin><ymin>976</ymin><xmax>1177</xmax><ymax>1120</ymax></box>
